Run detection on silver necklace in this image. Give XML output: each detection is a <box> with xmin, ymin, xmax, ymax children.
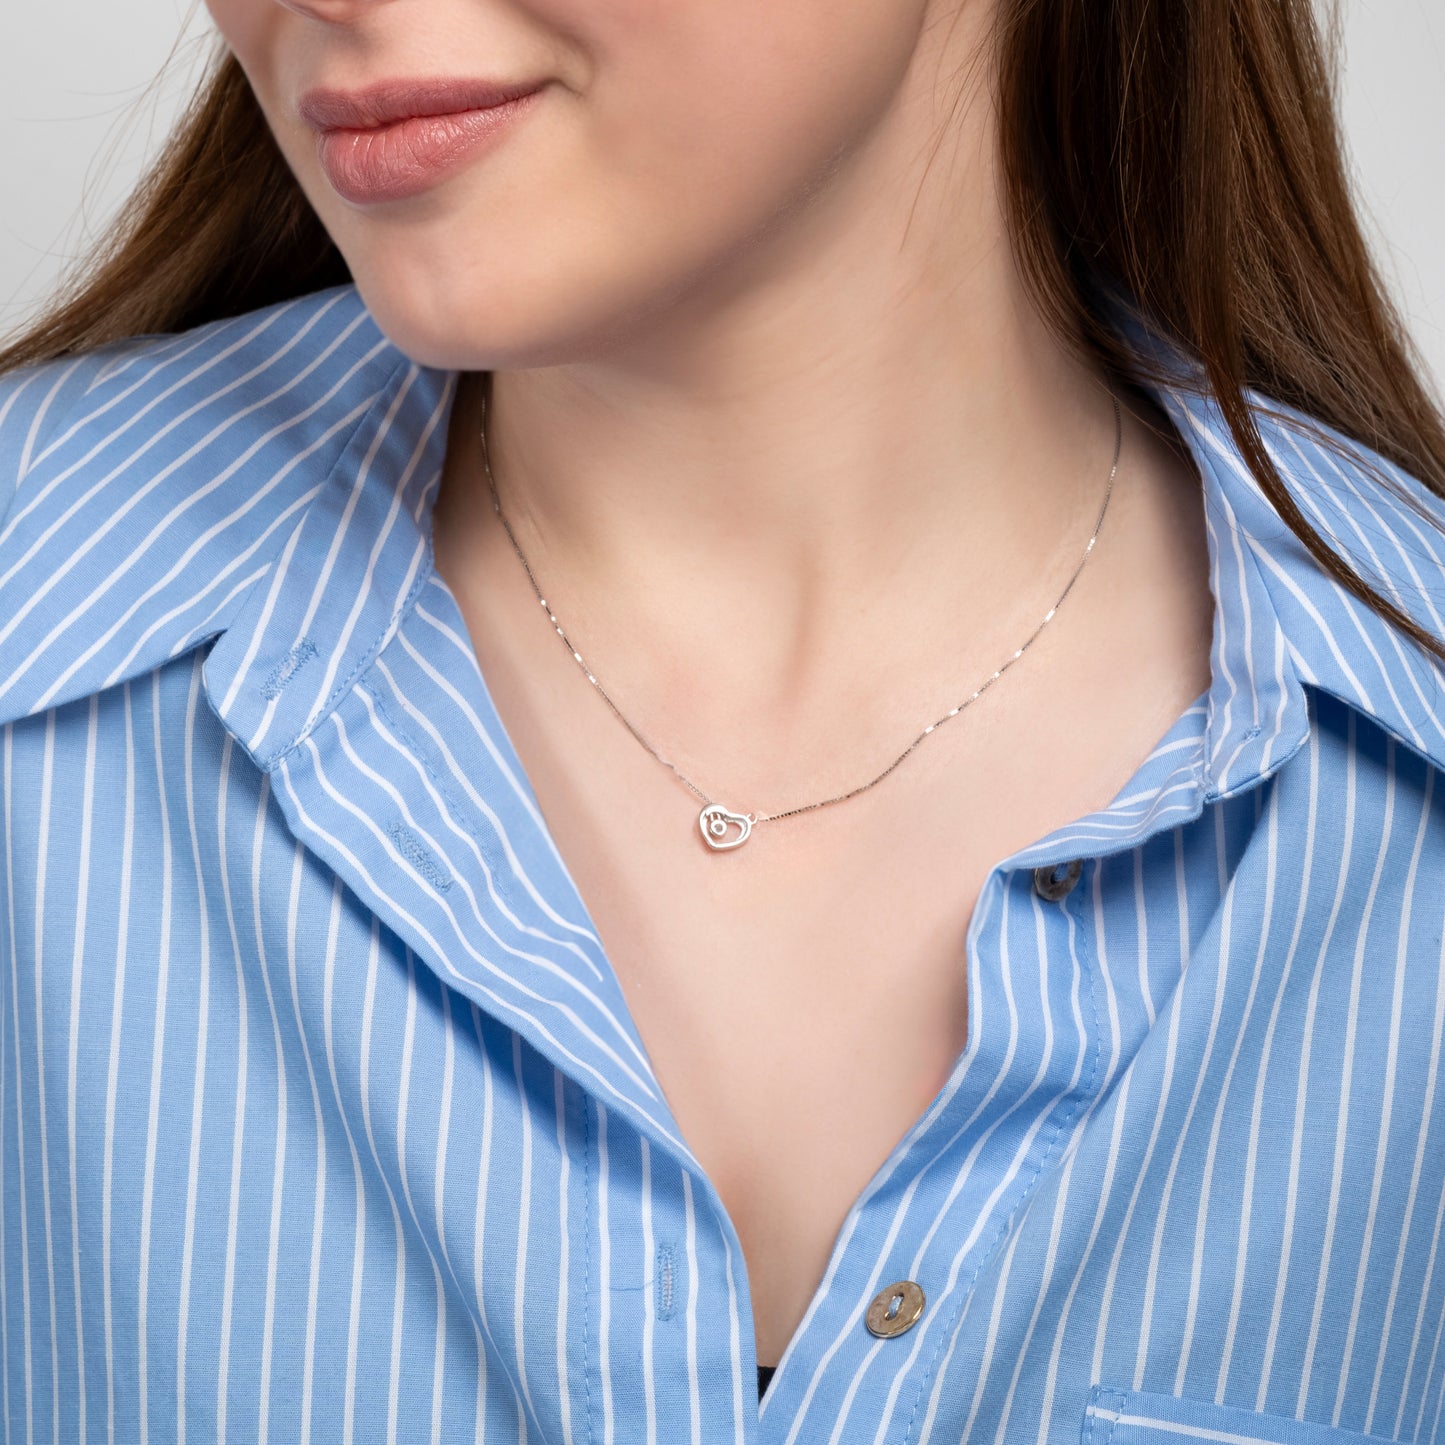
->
<box><xmin>478</xmin><ymin>379</ymin><xmax>1122</xmax><ymax>852</ymax></box>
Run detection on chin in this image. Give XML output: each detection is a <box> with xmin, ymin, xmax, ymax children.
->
<box><xmin>338</xmin><ymin>229</ymin><xmax>692</xmax><ymax>373</ymax></box>
<box><xmin>341</xmin><ymin>264</ymin><xmax>559</xmax><ymax>371</ymax></box>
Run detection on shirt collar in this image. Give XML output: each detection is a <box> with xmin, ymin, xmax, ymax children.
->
<box><xmin>1</xmin><ymin>281</ymin><xmax>1442</xmax><ymax>819</ymax></box>
<box><xmin>0</xmin><ymin>284</ymin><xmax>408</xmax><ymax>735</ymax></box>
<box><xmin>1112</xmin><ymin>297</ymin><xmax>1445</xmax><ymax>803</ymax></box>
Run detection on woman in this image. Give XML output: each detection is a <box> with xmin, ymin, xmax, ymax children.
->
<box><xmin>1</xmin><ymin>0</ymin><xmax>1443</xmax><ymax>1439</ymax></box>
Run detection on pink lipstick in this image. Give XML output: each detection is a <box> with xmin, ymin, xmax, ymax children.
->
<box><xmin>300</xmin><ymin>77</ymin><xmax>546</xmax><ymax>204</ymax></box>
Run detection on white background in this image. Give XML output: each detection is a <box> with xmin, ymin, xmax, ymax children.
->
<box><xmin>1</xmin><ymin>0</ymin><xmax>1442</xmax><ymax>400</ymax></box>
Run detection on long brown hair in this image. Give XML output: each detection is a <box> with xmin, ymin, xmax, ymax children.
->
<box><xmin>4</xmin><ymin>4</ymin><xmax>1444</xmax><ymax>663</ymax></box>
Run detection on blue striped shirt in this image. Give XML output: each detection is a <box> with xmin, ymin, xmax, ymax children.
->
<box><xmin>1</xmin><ymin>282</ymin><xmax>1444</xmax><ymax>1445</ymax></box>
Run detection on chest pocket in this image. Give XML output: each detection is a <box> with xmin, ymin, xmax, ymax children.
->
<box><xmin>1082</xmin><ymin>1386</ymin><xmax>1400</xmax><ymax>1445</ymax></box>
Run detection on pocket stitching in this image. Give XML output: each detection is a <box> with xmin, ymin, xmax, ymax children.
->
<box><xmin>1084</xmin><ymin>1384</ymin><xmax>1132</xmax><ymax>1445</ymax></box>
<box><xmin>1081</xmin><ymin>1385</ymin><xmax>1397</xmax><ymax>1445</ymax></box>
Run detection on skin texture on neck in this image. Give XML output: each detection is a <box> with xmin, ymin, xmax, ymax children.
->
<box><xmin>448</xmin><ymin>240</ymin><xmax>1119</xmax><ymax>755</ymax></box>
<box><xmin>424</xmin><ymin>4</ymin><xmax>1127</xmax><ymax>779</ymax></box>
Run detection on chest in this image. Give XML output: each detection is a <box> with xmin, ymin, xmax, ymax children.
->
<box><xmin>423</xmin><ymin>407</ymin><xmax>1223</xmax><ymax>1365</ymax></box>
<box><xmin>457</xmin><ymin>613</ymin><xmax>1218</xmax><ymax>1367</ymax></box>
<box><xmin>547</xmin><ymin>790</ymin><xmax>984</xmax><ymax>1368</ymax></box>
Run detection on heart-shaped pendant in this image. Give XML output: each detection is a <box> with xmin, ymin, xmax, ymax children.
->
<box><xmin>699</xmin><ymin>804</ymin><xmax>755</xmax><ymax>851</ymax></box>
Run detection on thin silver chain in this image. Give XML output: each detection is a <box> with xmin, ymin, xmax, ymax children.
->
<box><xmin>478</xmin><ymin>376</ymin><xmax>1122</xmax><ymax>833</ymax></box>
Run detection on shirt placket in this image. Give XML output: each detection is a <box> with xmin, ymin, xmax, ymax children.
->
<box><xmin>750</xmin><ymin>854</ymin><xmax>1110</xmax><ymax>1438</ymax></box>
<box><xmin>749</xmin><ymin>692</ymin><xmax>1230</xmax><ymax>1438</ymax></box>
<box><xmin>215</xmin><ymin>559</ymin><xmax>766</xmax><ymax>1439</ymax></box>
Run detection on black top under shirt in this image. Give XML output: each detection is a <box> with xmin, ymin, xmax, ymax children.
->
<box><xmin>758</xmin><ymin>1365</ymin><xmax>777</xmax><ymax>1399</ymax></box>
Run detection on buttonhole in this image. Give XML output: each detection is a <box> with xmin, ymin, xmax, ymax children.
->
<box><xmin>260</xmin><ymin>637</ymin><xmax>318</xmax><ymax>700</ymax></box>
<box><xmin>885</xmin><ymin>1292</ymin><xmax>903</xmax><ymax>1321</ymax></box>
<box><xmin>388</xmin><ymin>824</ymin><xmax>453</xmax><ymax>893</ymax></box>
<box><xmin>655</xmin><ymin>1245</ymin><xmax>677</xmax><ymax>1321</ymax></box>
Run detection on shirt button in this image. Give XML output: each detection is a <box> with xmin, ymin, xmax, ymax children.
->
<box><xmin>864</xmin><ymin>1280</ymin><xmax>926</xmax><ymax>1339</ymax></box>
<box><xmin>1033</xmin><ymin>858</ymin><xmax>1083</xmax><ymax>901</ymax></box>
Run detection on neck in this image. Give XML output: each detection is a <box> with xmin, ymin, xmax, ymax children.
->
<box><xmin>432</xmin><ymin>19</ymin><xmax>1131</xmax><ymax>740</ymax></box>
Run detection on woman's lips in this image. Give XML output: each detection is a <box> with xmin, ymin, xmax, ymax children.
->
<box><xmin>313</xmin><ymin>87</ymin><xmax>544</xmax><ymax>204</ymax></box>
